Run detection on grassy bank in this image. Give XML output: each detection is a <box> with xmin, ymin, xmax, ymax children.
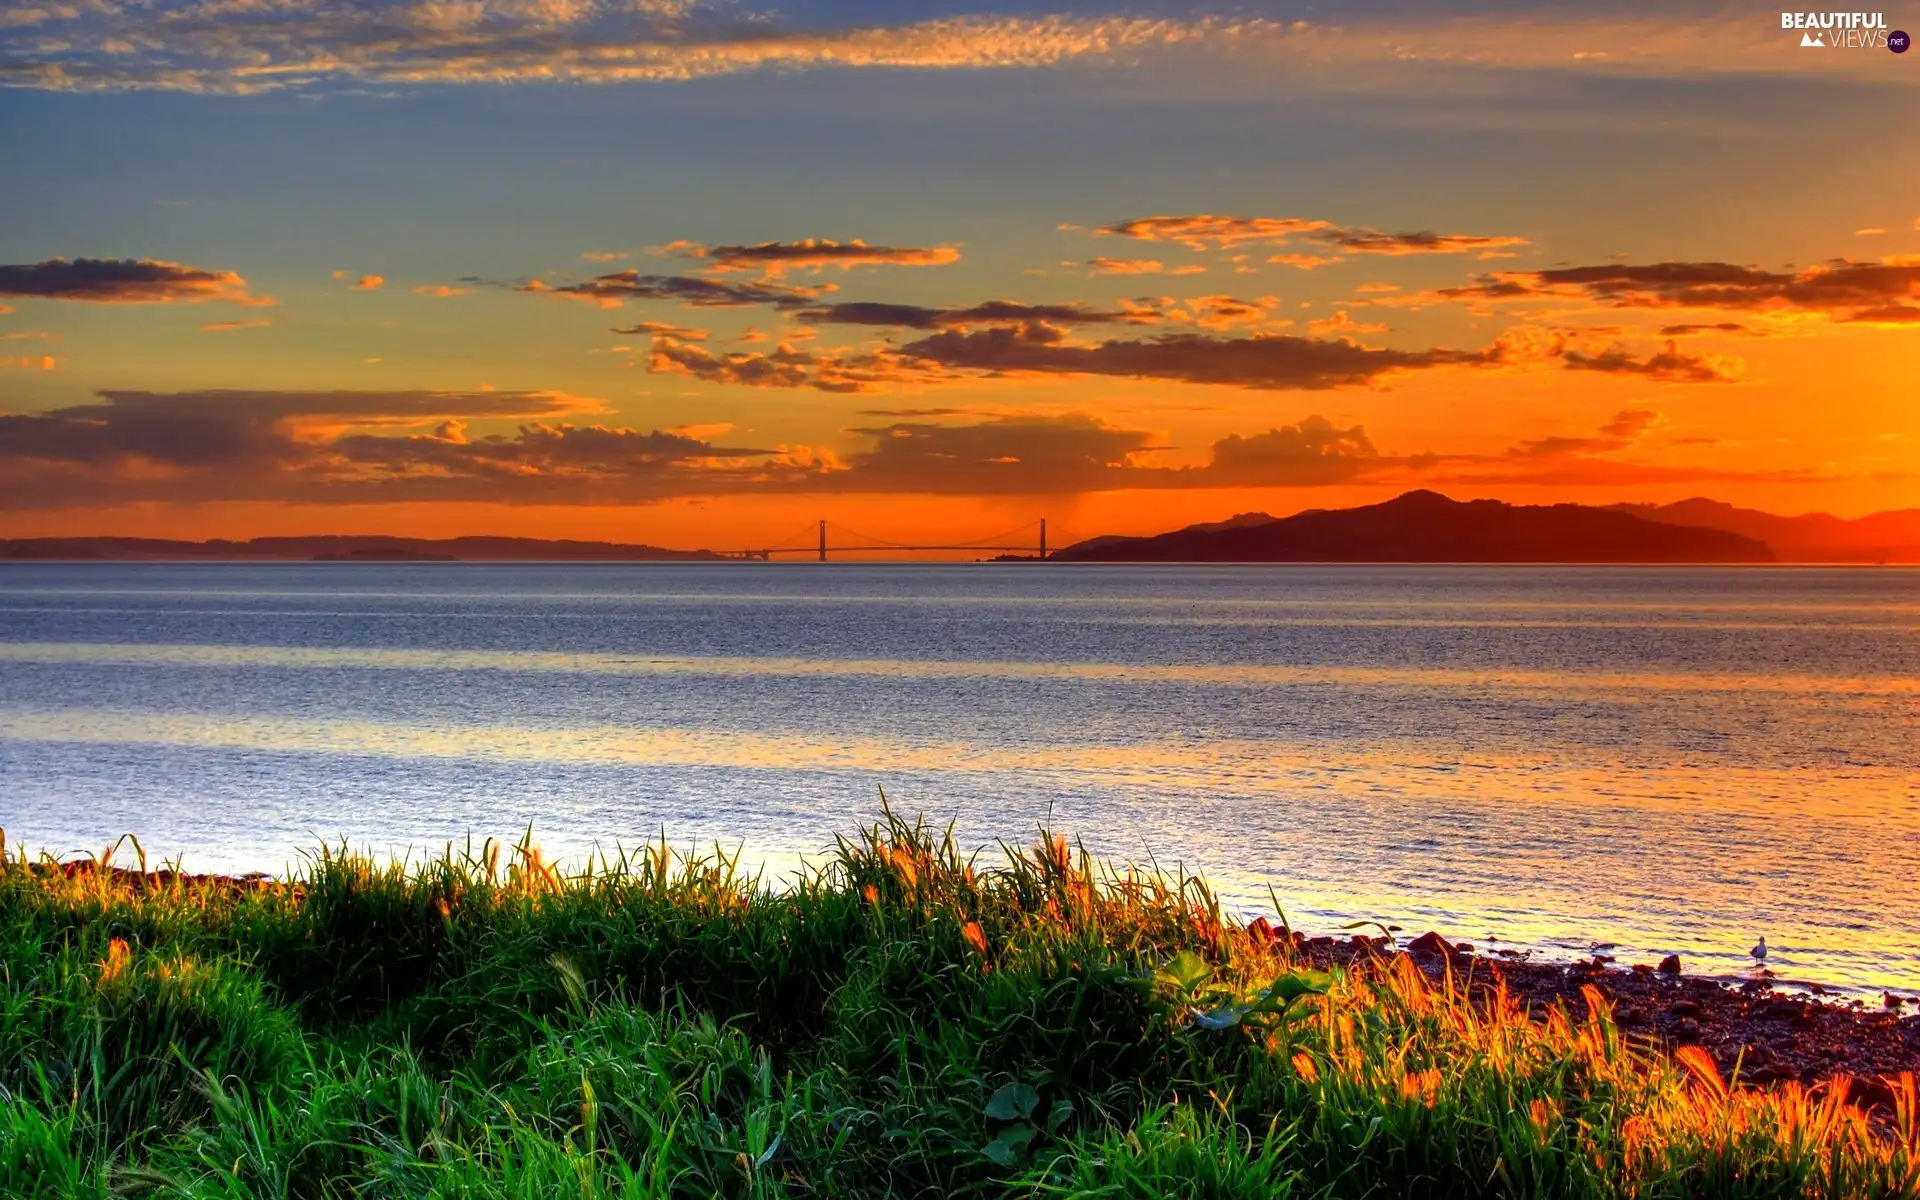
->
<box><xmin>1</xmin><ymin>813</ymin><xmax>1913</xmax><ymax>1199</ymax></box>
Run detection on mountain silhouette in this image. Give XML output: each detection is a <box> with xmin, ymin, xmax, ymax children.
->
<box><xmin>1608</xmin><ymin>498</ymin><xmax>1920</xmax><ymax>562</ymax></box>
<box><xmin>1051</xmin><ymin>491</ymin><xmax>1774</xmax><ymax>562</ymax></box>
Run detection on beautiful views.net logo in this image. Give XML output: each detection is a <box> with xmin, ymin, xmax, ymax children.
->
<box><xmin>1781</xmin><ymin>11</ymin><xmax>1907</xmax><ymax>50</ymax></box>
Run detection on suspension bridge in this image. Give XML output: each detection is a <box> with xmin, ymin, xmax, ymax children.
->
<box><xmin>717</xmin><ymin>518</ymin><xmax>1088</xmax><ymax>561</ymax></box>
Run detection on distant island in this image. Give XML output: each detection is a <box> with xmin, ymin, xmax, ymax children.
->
<box><xmin>1050</xmin><ymin>491</ymin><xmax>1775</xmax><ymax>563</ymax></box>
<box><xmin>0</xmin><ymin>534</ymin><xmax>731</xmax><ymax>563</ymax></box>
<box><xmin>8</xmin><ymin>491</ymin><xmax>1919</xmax><ymax>564</ymax></box>
<box><xmin>1606</xmin><ymin>497</ymin><xmax>1920</xmax><ymax>563</ymax></box>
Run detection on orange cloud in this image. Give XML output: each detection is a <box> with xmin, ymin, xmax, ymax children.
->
<box><xmin>1097</xmin><ymin>215</ymin><xmax>1332</xmax><ymax>250</ymax></box>
<box><xmin>1308</xmin><ymin>310</ymin><xmax>1389</xmax><ymax>335</ymax></box>
<box><xmin>411</xmin><ymin>284</ymin><xmax>468</xmax><ymax>298</ymax></box>
<box><xmin>1</xmin><ymin>355</ymin><xmax>56</xmax><ymax>369</ymax></box>
<box><xmin>0</xmin><ymin>385</ymin><xmax>1823</xmax><ymax>509</ymax></box>
<box><xmin>353</xmin><ymin>274</ymin><xmax>385</xmax><ymax>290</ymax></box>
<box><xmin>1268</xmin><ymin>253</ymin><xmax>1345</xmax><ymax>271</ymax></box>
<box><xmin>1563</xmin><ymin>342</ymin><xmax>1741</xmax><ymax>383</ymax></box>
<box><xmin>1140</xmin><ymin>294</ymin><xmax>1284</xmax><ymax>331</ymax></box>
<box><xmin>1084</xmin><ymin>257</ymin><xmax>1206</xmax><ymax>276</ymax></box>
<box><xmin>610</xmin><ymin>320</ymin><xmax>709</xmax><ymax>341</ymax></box>
<box><xmin>1508</xmin><ymin>408</ymin><xmax>1662</xmax><ymax>459</ymax></box>
<box><xmin>649</xmin><ymin>340</ymin><xmax>874</xmax><ymax>394</ymax></box>
<box><xmin>202</xmin><ymin>318</ymin><xmax>272</xmax><ymax>332</ymax></box>
<box><xmin>814</xmin><ymin>412</ymin><xmax>1392</xmax><ymax>494</ymax></box>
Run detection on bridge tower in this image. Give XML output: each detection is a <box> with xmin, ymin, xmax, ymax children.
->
<box><xmin>818</xmin><ymin>519</ymin><xmax>827</xmax><ymax>563</ymax></box>
<box><xmin>1039</xmin><ymin>518</ymin><xmax>1047</xmax><ymax>560</ymax></box>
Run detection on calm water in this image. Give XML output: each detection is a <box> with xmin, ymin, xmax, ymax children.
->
<box><xmin>1</xmin><ymin>563</ymin><xmax>1916</xmax><ymax>991</ymax></box>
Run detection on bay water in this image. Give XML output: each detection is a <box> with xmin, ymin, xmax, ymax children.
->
<box><xmin>2</xmin><ymin>563</ymin><xmax>1915</xmax><ymax>991</ymax></box>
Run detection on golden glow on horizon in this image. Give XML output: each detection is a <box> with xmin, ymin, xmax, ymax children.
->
<box><xmin>2</xmin><ymin>705</ymin><xmax>1910</xmax><ymax>822</ymax></box>
<box><xmin>4</xmin><ymin>640</ymin><xmax>1920</xmax><ymax>696</ymax></box>
<box><xmin>4</xmin><ymin>2</ymin><xmax>1919</xmax><ymax>543</ymax></box>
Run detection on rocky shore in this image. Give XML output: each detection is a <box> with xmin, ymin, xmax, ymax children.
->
<box><xmin>1265</xmin><ymin>922</ymin><xmax>1920</xmax><ymax>1105</ymax></box>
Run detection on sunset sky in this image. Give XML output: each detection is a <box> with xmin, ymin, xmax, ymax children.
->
<box><xmin>2</xmin><ymin>0</ymin><xmax>1917</xmax><ymax>549</ymax></box>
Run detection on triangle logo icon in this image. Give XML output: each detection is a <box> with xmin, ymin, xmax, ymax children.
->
<box><xmin>1800</xmin><ymin>30</ymin><xmax>1824</xmax><ymax>46</ymax></box>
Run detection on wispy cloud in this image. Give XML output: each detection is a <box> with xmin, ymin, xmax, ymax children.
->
<box><xmin>610</xmin><ymin>320</ymin><xmax>708</xmax><ymax>341</ymax></box>
<box><xmin>665</xmin><ymin>238</ymin><xmax>960</xmax><ymax>276</ymax></box>
<box><xmin>1507</xmin><ymin>408</ymin><xmax>1661</xmax><ymax>459</ymax></box>
<box><xmin>1562</xmin><ymin>341</ymin><xmax>1741</xmax><ymax>382</ymax></box>
<box><xmin>1658</xmin><ymin>322</ymin><xmax>1759</xmax><ymax>337</ymax></box>
<box><xmin>886</xmin><ymin>323</ymin><xmax>1503</xmax><ymax>390</ymax></box>
<box><xmin>0</xmin><ymin>3</ymin><xmax>1239</xmax><ymax>94</ymax></box>
<box><xmin>519</xmin><ymin>270</ymin><xmax>828</xmax><ymax>309</ymax></box>
<box><xmin>0</xmin><ymin>257</ymin><xmax>264</xmax><ymax>305</ymax></box>
<box><xmin>647</xmin><ymin>339</ymin><xmax>882</xmax><ymax>394</ymax></box>
<box><xmin>0</xmin><ymin>388</ymin><xmax>765</xmax><ymax>508</ymax></box>
<box><xmin>0</xmin><ymin>384</ymin><xmax>1825</xmax><ymax>506</ymax></box>
<box><xmin>1405</xmin><ymin>258</ymin><xmax>1920</xmax><ymax>326</ymax></box>
<box><xmin>5</xmin><ymin>5</ymin><xmax>1914</xmax><ymax>96</ymax></box>
<box><xmin>1082</xmin><ymin>257</ymin><xmax>1206</xmax><ymax>277</ymax></box>
<box><xmin>0</xmin><ymin>385</ymin><xmax>1405</xmax><ymax>504</ymax></box>
<box><xmin>646</xmin><ymin>322</ymin><xmax>1530</xmax><ymax>394</ymax></box>
<box><xmin>793</xmin><ymin>299</ymin><xmax>1147</xmax><ymax>329</ymax></box>
<box><xmin>1096</xmin><ymin>216</ymin><xmax>1330</xmax><ymax>251</ymax></box>
<box><xmin>1097</xmin><ymin>213</ymin><xmax>1528</xmax><ymax>260</ymax></box>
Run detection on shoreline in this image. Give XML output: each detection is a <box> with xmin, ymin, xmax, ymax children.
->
<box><xmin>1277</xmin><ymin>925</ymin><xmax>1920</xmax><ymax>1096</ymax></box>
<box><xmin>30</xmin><ymin>856</ymin><xmax>1920</xmax><ymax>1089</ymax></box>
<box><xmin>9</xmin><ymin>817</ymin><xmax>1918</xmax><ymax>1196</ymax></box>
<box><xmin>22</xmin><ymin>851</ymin><xmax>1916</xmax><ymax>1000</ymax></box>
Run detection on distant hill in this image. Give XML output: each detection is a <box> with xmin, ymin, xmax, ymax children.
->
<box><xmin>0</xmin><ymin>535</ymin><xmax>730</xmax><ymax>562</ymax></box>
<box><xmin>1050</xmin><ymin>491</ymin><xmax>1774</xmax><ymax>563</ymax></box>
<box><xmin>1609</xmin><ymin>498</ymin><xmax>1920</xmax><ymax>563</ymax></box>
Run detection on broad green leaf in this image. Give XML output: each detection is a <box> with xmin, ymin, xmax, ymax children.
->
<box><xmin>981</xmin><ymin>1123</ymin><xmax>1037</xmax><ymax>1166</ymax></box>
<box><xmin>984</xmin><ymin>1081</ymin><xmax>1040</xmax><ymax>1122</ymax></box>
<box><xmin>1116</xmin><ymin>971</ymin><xmax>1157</xmax><ymax>998</ymax></box>
<box><xmin>1155</xmin><ymin>950</ymin><xmax>1213</xmax><ymax>994</ymax></box>
<box><xmin>1045</xmin><ymin>1098</ymin><xmax>1076</xmax><ymax>1135</ymax></box>
<box><xmin>1255</xmin><ymin>970</ymin><xmax>1332</xmax><ymax>1008</ymax></box>
<box><xmin>1190</xmin><ymin>1003</ymin><xmax>1248</xmax><ymax>1030</ymax></box>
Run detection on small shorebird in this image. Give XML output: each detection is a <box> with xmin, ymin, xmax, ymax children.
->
<box><xmin>1749</xmin><ymin>936</ymin><xmax>1768</xmax><ymax>964</ymax></box>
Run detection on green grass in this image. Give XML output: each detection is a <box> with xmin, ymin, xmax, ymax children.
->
<box><xmin>0</xmin><ymin>812</ymin><xmax>1913</xmax><ymax>1199</ymax></box>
